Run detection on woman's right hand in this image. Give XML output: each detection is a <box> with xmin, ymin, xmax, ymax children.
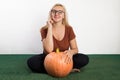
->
<box><xmin>47</xmin><ymin>17</ymin><xmax>53</xmax><ymax>28</ymax></box>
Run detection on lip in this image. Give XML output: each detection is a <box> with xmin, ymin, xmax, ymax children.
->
<box><xmin>54</xmin><ymin>16</ymin><xmax>60</xmax><ymax>19</ymax></box>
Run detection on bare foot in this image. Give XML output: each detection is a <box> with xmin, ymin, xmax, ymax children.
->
<box><xmin>71</xmin><ymin>68</ymin><xmax>80</xmax><ymax>72</ymax></box>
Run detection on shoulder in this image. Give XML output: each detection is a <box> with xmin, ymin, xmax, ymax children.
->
<box><xmin>40</xmin><ymin>26</ymin><xmax>48</xmax><ymax>33</ymax></box>
<box><xmin>66</xmin><ymin>26</ymin><xmax>74</xmax><ymax>31</ymax></box>
<box><xmin>66</xmin><ymin>25</ymin><xmax>73</xmax><ymax>29</ymax></box>
<box><xmin>66</xmin><ymin>26</ymin><xmax>76</xmax><ymax>39</ymax></box>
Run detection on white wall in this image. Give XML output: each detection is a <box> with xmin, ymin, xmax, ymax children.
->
<box><xmin>0</xmin><ymin>0</ymin><xmax>120</xmax><ymax>54</ymax></box>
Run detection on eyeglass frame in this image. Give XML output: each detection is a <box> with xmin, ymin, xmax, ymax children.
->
<box><xmin>51</xmin><ymin>9</ymin><xmax>64</xmax><ymax>15</ymax></box>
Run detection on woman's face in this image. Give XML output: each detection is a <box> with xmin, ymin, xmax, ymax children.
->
<box><xmin>50</xmin><ymin>6</ymin><xmax>65</xmax><ymax>23</ymax></box>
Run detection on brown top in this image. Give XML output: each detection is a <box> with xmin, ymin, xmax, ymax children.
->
<box><xmin>41</xmin><ymin>26</ymin><xmax>76</xmax><ymax>54</ymax></box>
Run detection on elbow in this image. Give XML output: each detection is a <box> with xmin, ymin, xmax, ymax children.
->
<box><xmin>44</xmin><ymin>47</ymin><xmax>53</xmax><ymax>53</ymax></box>
<box><xmin>43</xmin><ymin>40</ymin><xmax>53</xmax><ymax>53</ymax></box>
<box><xmin>76</xmin><ymin>48</ymin><xmax>79</xmax><ymax>53</ymax></box>
<box><xmin>47</xmin><ymin>49</ymin><xmax>53</xmax><ymax>53</ymax></box>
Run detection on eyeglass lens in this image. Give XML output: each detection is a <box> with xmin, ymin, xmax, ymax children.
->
<box><xmin>51</xmin><ymin>10</ymin><xmax>64</xmax><ymax>14</ymax></box>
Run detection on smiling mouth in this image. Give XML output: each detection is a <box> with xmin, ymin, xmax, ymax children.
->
<box><xmin>54</xmin><ymin>16</ymin><xmax>60</xmax><ymax>19</ymax></box>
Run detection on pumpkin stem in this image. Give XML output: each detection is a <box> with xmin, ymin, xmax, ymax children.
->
<box><xmin>56</xmin><ymin>48</ymin><xmax>59</xmax><ymax>53</ymax></box>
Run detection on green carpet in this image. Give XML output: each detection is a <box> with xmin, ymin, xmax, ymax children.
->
<box><xmin>0</xmin><ymin>54</ymin><xmax>120</xmax><ymax>80</ymax></box>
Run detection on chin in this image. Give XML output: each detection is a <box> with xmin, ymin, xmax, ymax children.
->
<box><xmin>54</xmin><ymin>19</ymin><xmax>61</xmax><ymax>23</ymax></box>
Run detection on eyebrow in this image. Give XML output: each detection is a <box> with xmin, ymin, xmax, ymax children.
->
<box><xmin>51</xmin><ymin>9</ymin><xmax>64</xmax><ymax>11</ymax></box>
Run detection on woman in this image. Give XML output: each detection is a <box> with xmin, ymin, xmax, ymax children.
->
<box><xmin>27</xmin><ymin>3</ymin><xmax>89</xmax><ymax>73</ymax></box>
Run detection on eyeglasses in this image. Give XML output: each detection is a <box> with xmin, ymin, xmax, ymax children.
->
<box><xmin>51</xmin><ymin>9</ymin><xmax>64</xmax><ymax>15</ymax></box>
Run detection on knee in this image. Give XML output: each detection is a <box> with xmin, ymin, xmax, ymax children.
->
<box><xmin>79</xmin><ymin>54</ymin><xmax>89</xmax><ymax>65</ymax></box>
<box><xmin>83</xmin><ymin>54</ymin><xmax>89</xmax><ymax>65</ymax></box>
<box><xmin>73</xmin><ymin>53</ymin><xmax>89</xmax><ymax>68</ymax></box>
<box><xmin>27</xmin><ymin>57</ymin><xmax>33</xmax><ymax>71</ymax></box>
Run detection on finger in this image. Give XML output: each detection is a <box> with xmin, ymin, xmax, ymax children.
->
<box><xmin>66</xmin><ymin>54</ymin><xmax>72</xmax><ymax>64</ymax></box>
<box><xmin>64</xmin><ymin>50</ymin><xmax>67</xmax><ymax>54</ymax></box>
<box><xmin>63</xmin><ymin>54</ymin><xmax>67</xmax><ymax>63</ymax></box>
<box><xmin>50</xmin><ymin>19</ymin><xmax>54</xmax><ymax>24</ymax></box>
<box><xmin>63</xmin><ymin>51</ymin><xmax>70</xmax><ymax>64</ymax></box>
<box><xmin>67</xmin><ymin>57</ymin><xmax>72</xmax><ymax>64</ymax></box>
<box><xmin>48</xmin><ymin>17</ymin><xmax>53</xmax><ymax>24</ymax></box>
<box><xmin>64</xmin><ymin>54</ymin><xmax>71</xmax><ymax>64</ymax></box>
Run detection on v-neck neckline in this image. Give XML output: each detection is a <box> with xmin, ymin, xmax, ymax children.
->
<box><xmin>53</xmin><ymin>26</ymin><xmax>66</xmax><ymax>42</ymax></box>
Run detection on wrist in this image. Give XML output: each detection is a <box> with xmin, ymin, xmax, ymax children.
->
<box><xmin>70</xmin><ymin>49</ymin><xmax>77</xmax><ymax>55</ymax></box>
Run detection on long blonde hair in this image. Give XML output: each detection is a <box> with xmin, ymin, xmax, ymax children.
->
<box><xmin>41</xmin><ymin>3</ymin><xmax>70</xmax><ymax>30</ymax></box>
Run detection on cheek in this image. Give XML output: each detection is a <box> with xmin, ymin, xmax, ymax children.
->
<box><xmin>51</xmin><ymin>14</ymin><xmax>54</xmax><ymax>19</ymax></box>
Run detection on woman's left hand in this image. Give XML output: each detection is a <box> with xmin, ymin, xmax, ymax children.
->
<box><xmin>63</xmin><ymin>50</ymin><xmax>73</xmax><ymax>64</ymax></box>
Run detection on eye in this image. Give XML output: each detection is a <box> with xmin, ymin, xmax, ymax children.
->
<box><xmin>51</xmin><ymin>10</ymin><xmax>56</xmax><ymax>13</ymax></box>
<box><xmin>51</xmin><ymin>9</ymin><xmax>64</xmax><ymax>14</ymax></box>
<box><xmin>58</xmin><ymin>10</ymin><xmax>64</xmax><ymax>14</ymax></box>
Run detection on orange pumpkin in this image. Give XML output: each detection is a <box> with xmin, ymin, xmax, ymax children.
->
<box><xmin>44</xmin><ymin>48</ymin><xmax>73</xmax><ymax>77</ymax></box>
